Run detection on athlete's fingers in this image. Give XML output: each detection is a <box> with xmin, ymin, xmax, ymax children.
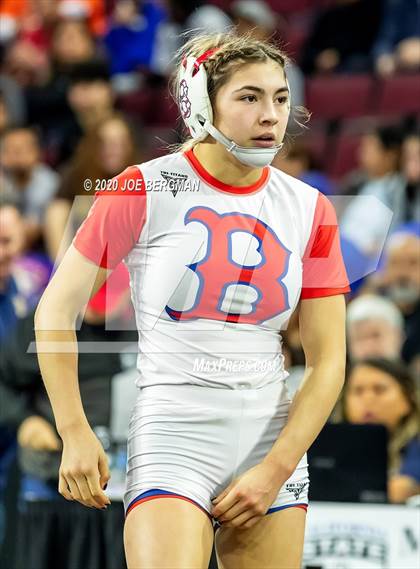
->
<box><xmin>65</xmin><ymin>476</ymin><xmax>83</xmax><ymax>503</ymax></box>
<box><xmin>85</xmin><ymin>471</ymin><xmax>111</xmax><ymax>508</ymax></box>
<box><xmin>212</xmin><ymin>487</ymin><xmax>242</xmax><ymax>518</ymax></box>
<box><xmin>212</xmin><ymin>480</ymin><xmax>235</xmax><ymax>506</ymax></box>
<box><xmin>224</xmin><ymin>510</ymin><xmax>262</xmax><ymax>529</ymax></box>
<box><xmin>98</xmin><ymin>450</ymin><xmax>111</xmax><ymax>491</ymax></box>
<box><xmin>217</xmin><ymin>499</ymin><xmax>249</xmax><ymax>522</ymax></box>
<box><xmin>74</xmin><ymin>475</ymin><xmax>103</xmax><ymax>508</ymax></box>
<box><xmin>58</xmin><ymin>473</ymin><xmax>73</xmax><ymax>501</ymax></box>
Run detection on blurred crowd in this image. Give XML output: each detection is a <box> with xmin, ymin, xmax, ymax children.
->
<box><xmin>0</xmin><ymin>1</ymin><xmax>419</xmax><ymax>568</ymax></box>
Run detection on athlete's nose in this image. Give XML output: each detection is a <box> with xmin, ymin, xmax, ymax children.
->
<box><xmin>258</xmin><ymin>100</ymin><xmax>279</xmax><ymax>126</ymax></box>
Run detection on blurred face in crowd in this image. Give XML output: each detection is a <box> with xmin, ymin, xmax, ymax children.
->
<box><xmin>0</xmin><ymin>206</ymin><xmax>24</xmax><ymax>287</ymax></box>
<box><xmin>348</xmin><ymin>318</ymin><xmax>403</xmax><ymax>362</ymax></box>
<box><xmin>98</xmin><ymin>118</ymin><xmax>134</xmax><ymax>176</ymax></box>
<box><xmin>358</xmin><ymin>134</ymin><xmax>399</xmax><ymax>178</ymax></box>
<box><xmin>4</xmin><ymin>40</ymin><xmax>49</xmax><ymax>87</ymax></box>
<box><xmin>68</xmin><ymin>80</ymin><xmax>114</xmax><ymax>118</ymax></box>
<box><xmin>383</xmin><ymin>235</ymin><xmax>420</xmax><ymax>310</ymax></box>
<box><xmin>0</xmin><ymin>129</ymin><xmax>40</xmax><ymax>181</ymax></box>
<box><xmin>345</xmin><ymin>365</ymin><xmax>411</xmax><ymax>431</ymax></box>
<box><xmin>401</xmin><ymin>135</ymin><xmax>420</xmax><ymax>184</ymax></box>
<box><xmin>52</xmin><ymin>20</ymin><xmax>95</xmax><ymax>66</ymax></box>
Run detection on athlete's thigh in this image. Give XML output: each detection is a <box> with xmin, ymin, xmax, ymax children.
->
<box><xmin>215</xmin><ymin>506</ymin><xmax>306</xmax><ymax>569</ymax></box>
<box><xmin>124</xmin><ymin>497</ymin><xmax>214</xmax><ymax>569</ymax></box>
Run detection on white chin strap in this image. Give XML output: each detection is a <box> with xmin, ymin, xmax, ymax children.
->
<box><xmin>203</xmin><ymin>119</ymin><xmax>283</xmax><ymax>168</ymax></box>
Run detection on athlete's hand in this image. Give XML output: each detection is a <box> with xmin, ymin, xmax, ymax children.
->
<box><xmin>58</xmin><ymin>424</ymin><xmax>111</xmax><ymax>510</ymax></box>
<box><xmin>211</xmin><ymin>461</ymin><xmax>291</xmax><ymax>529</ymax></box>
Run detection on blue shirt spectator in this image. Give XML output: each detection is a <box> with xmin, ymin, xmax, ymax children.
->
<box><xmin>400</xmin><ymin>437</ymin><xmax>420</xmax><ymax>483</ymax></box>
<box><xmin>373</xmin><ymin>0</ymin><xmax>420</xmax><ymax>61</ymax></box>
<box><xmin>104</xmin><ymin>1</ymin><xmax>167</xmax><ymax>75</ymax></box>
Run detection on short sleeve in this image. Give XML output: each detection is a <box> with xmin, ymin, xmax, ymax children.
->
<box><xmin>73</xmin><ymin>166</ymin><xmax>147</xmax><ymax>269</ymax></box>
<box><xmin>301</xmin><ymin>192</ymin><xmax>350</xmax><ymax>299</ymax></box>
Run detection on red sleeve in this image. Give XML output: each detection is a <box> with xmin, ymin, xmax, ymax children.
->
<box><xmin>300</xmin><ymin>192</ymin><xmax>350</xmax><ymax>299</ymax></box>
<box><xmin>73</xmin><ymin>166</ymin><xmax>147</xmax><ymax>269</ymax></box>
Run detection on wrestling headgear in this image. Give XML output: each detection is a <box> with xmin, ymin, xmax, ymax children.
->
<box><xmin>178</xmin><ymin>48</ymin><xmax>285</xmax><ymax>168</ymax></box>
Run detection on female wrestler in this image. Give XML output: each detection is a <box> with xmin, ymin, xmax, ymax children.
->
<box><xmin>35</xmin><ymin>31</ymin><xmax>349</xmax><ymax>569</ymax></box>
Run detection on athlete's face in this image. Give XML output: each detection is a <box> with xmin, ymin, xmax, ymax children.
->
<box><xmin>344</xmin><ymin>365</ymin><xmax>411</xmax><ymax>432</ymax></box>
<box><xmin>213</xmin><ymin>60</ymin><xmax>290</xmax><ymax>149</ymax></box>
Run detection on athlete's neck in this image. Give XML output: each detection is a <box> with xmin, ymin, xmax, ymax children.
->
<box><xmin>193</xmin><ymin>141</ymin><xmax>264</xmax><ymax>187</ymax></box>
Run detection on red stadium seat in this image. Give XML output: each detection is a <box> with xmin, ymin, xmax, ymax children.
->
<box><xmin>284</xmin><ymin>20</ymin><xmax>310</xmax><ymax>62</ymax></box>
<box><xmin>306</xmin><ymin>75</ymin><xmax>374</xmax><ymax>120</ymax></box>
<box><xmin>377</xmin><ymin>75</ymin><xmax>420</xmax><ymax>116</ymax></box>
<box><xmin>327</xmin><ymin>133</ymin><xmax>362</xmax><ymax>180</ymax></box>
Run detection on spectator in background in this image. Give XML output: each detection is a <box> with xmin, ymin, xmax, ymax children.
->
<box><xmin>301</xmin><ymin>0</ymin><xmax>383</xmax><ymax>74</ymax></box>
<box><xmin>24</xmin><ymin>18</ymin><xmax>101</xmax><ymax>164</ymax></box>
<box><xmin>44</xmin><ymin>114</ymin><xmax>139</xmax><ymax>262</ymax></box>
<box><xmin>346</xmin><ymin>294</ymin><xmax>404</xmax><ymax>362</ymax></box>
<box><xmin>104</xmin><ymin>0</ymin><xmax>166</xmax><ymax>83</ymax></box>
<box><xmin>373</xmin><ymin>0</ymin><xmax>420</xmax><ymax>76</ymax></box>
<box><xmin>365</xmin><ymin>226</ymin><xmax>420</xmax><ymax>375</ymax></box>
<box><xmin>0</xmin><ymin>127</ymin><xmax>60</xmax><ymax>249</ymax></box>
<box><xmin>273</xmin><ymin>141</ymin><xmax>335</xmax><ymax>195</ymax></box>
<box><xmin>57</xmin><ymin>0</ymin><xmax>106</xmax><ymax>37</ymax></box>
<box><xmin>151</xmin><ymin>0</ymin><xmax>232</xmax><ymax>76</ymax></box>
<box><xmin>0</xmin><ymin>202</ymin><xmax>26</xmax><ymax>341</ymax></box>
<box><xmin>0</xmin><ymin>0</ymin><xmax>56</xmax><ymax>48</ymax></box>
<box><xmin>401</xmin><ymin>132</ymin><xmax>420</xmax><ymax>222</ymax></box>
<box><xmin>230</xmin><ymin>0</ymin><xmax>305</xmax><ymax>110</ymax></box>
<box><xmin>340</xmin><ymin>125</ymin><xmax>406</xmax><ymax>256</ymax></box>
<box><xmin>50</xmin><ymin>18</ymin><xmax>97</xmax><ymax>71</ymax></box>
<box><xmin>0</xmin><ymin>200</ymin><xmax>51</xmax><ymax>341</ymax></box>
<box><xmin>2</xmin><ymin>39</ymin><xmax>50</xmax><ymax>88</ymax></box>
<box><xmin>37</xmin><ymin>59</ymin><xmax>115</xmax><ymax>166</ymax></box>
<box><xmin>340</xmin><ymin>358</ymin><xmax>419</xmax><ymax>503</ymax></box>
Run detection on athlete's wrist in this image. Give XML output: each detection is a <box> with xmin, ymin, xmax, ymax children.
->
<box><xmin>261</xmin><ymin>454</ymin><xmax>295</xmax><ymax>484</ymax></box>
<box><xmin>57</xmin><ymin>417</ymin><xmax>91</xmax><ymax>440</ymax></box>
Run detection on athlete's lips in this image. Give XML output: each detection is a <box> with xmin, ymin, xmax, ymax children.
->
<box><xmin>252</xmin><ymin>139</ymin><xmax>277</xmax><ymax>148</ymax></box>
<box><xmin>251</xmin><ymin>133</ymin><xmax>277</xmax><ymax>148</ymax></box>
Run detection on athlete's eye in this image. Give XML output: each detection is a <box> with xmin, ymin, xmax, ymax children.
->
<box><xmin>241</xmin><ymin>95</ymin><xmax>257</xmax><ymax>103</ymax></box>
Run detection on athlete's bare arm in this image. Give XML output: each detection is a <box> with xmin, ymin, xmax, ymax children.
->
<box><xmin>262</xmin><ymin>294</ymin><xmax>346</xmax><ymax>475</ymax></box>
<box><xmin>34</xmin><ymin>244</ymin><xmax>111</xmax><ymax>509</ymax></box>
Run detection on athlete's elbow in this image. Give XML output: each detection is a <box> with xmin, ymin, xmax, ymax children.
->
<box><xmin>34</xmin><ymin>290</ymin><xmax>77</xmax><ymax>330</ymax></box>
